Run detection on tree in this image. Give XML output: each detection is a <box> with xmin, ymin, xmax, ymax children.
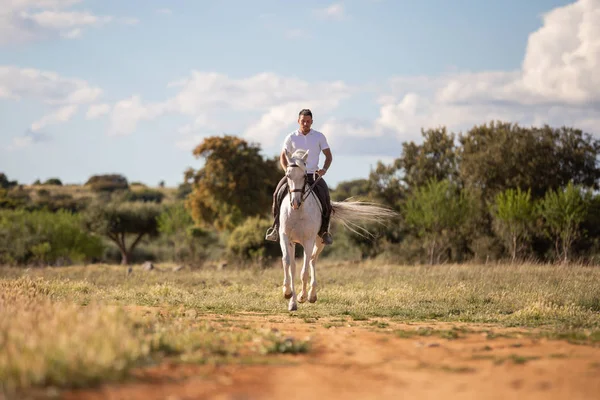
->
<box><xmin>537</xmin><ymin>182</ymin><xmax>591</xmax><ymax>263</ymax></box>
<box><xmin>83</xmin><ymin>201</ymin><xmax>161</xmax><ymax>265</ymax></box>
<box><xmin>331</xmin><ymin>179</ymin><xmax>371</xmax><ymax>202</ymax></box>
<box><xmin>403</xmin><ymin>179</ymin><xmax>471</xmax><ymax>264</ymax></box>
<box><xmin>398</xmin><ymin>127</ymin><xmax>459</xmax><ymax>190</ymax></box>
<box><xmin>458</xmin><ymin>121</ymin><xmax>600</xmax><ymax>201</ymax></box>
<box><xmin>186</xmin><ymin>135</ymin><xmax>281</xmax><ymax>231</ymax></box>
<box><xmin>0</xmin><ymin>173</ymin><xmax>17</xmax><ymax>190</ymax></box>
<box><xmin>489</xmin><ymin>187</ymin><xmax>536</xmax><ymax>263</ymax></box>
<box><xmin>367</xmin><ymin>161</ymin><xmax>405</xmax><ymax>210</ymax></box>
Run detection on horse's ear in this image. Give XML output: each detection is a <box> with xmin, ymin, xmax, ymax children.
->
<box><xmin>301</xmin><ymin>150</ymin><xmax>309</xmax><ymax>162</ymax></box>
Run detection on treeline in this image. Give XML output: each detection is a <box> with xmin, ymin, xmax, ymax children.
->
<box><xmin>331</xmin><ymin>121</ymin><xmax>600</xmax><ymax>264</ymax></box>
<box><xmin>2</xmin><ymin>121</ymin><xmax>600</xmax><ymax>267</ymax></box>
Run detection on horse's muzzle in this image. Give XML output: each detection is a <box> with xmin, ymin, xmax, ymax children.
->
<box><xmin>291</xmin><ymin>198</ymin><xmax>301</xmax><ymax>209</ymax></box>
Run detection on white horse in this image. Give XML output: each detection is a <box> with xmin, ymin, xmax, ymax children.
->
<box><xmin>279</xmin><ymin>149</ymin><xmax>398</xmax><ymax>311</ymax></box>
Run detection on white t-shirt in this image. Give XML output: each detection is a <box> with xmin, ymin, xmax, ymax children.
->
<box><xmin>283</xmin><ymin>129</ymin><xmax>330</xmax><ymax>173</ymax></box>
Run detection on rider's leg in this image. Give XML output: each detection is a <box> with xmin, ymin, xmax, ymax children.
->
<box><xmin>313</xmin><ymin>178</ymin><xmax>333</xmax><ymax>245</ymax></box>
<box><xmin>265</xmin><ymin>176</ymin><xmax>288</xmax><ymax>241</ymax></box>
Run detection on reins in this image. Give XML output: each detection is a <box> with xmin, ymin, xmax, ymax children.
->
<box><xmin>287</xmin><ymin>163</ymin><xmax>322</xmax><ymax>208</ymax></box>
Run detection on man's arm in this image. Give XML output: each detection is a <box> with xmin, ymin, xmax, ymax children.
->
<box><xmin>279</xmin><ymin>149</ymin><xmax>288</xmax><ymax>172</ymax></box>
<box><xmin>317</xmin><ymin>148</ymin><xmax>333</xmax><ymax>176</ymax></box>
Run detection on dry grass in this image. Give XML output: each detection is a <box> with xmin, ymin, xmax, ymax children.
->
<box><xmin>1</xmin><ymin>261</ymin><xmax>599</xmax><ymax>395</ymax></box>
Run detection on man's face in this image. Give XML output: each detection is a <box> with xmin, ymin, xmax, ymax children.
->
<box><xmin>298</xmin><ymin>115</ymin><xmax>313</xmax><ymax>132</ymax></box>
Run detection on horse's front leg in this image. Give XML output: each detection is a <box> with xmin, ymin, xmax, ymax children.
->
<box><xmin>298</xmin><ymin>237</ymin><xmax>315</xmax><ymax>303</ymax></box>
<box><xmin>287</xmin><ymin>241</ymin><xmax>298</xmax><ymax>311</ymax></box>
<box><xmin>280</xmin><ymin>233</ymin><xmax>293</xmax><ymax>301</ymax></box>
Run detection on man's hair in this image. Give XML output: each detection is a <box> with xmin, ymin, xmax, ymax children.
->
<box><xmin>298</xmin><ymin>108</ymin><xmax>313</xmax><ymax>118</ymax></box>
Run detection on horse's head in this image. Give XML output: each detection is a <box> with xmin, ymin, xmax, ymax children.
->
<box><xmin>284</xmin><ymin>149</ymin><xmax>309</xmax><ymax>210</ymax></box>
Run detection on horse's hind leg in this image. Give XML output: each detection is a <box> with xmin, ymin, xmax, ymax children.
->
<box><xmin>308</xmin><ymin>239</ymin><xmax>325</xmax><ymax>303</ymax></box>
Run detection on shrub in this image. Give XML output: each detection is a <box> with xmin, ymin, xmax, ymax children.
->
<box><xmin>85</xmin><ymin>174</ymin><xmax>129</xmax><ymax>193</ymax></box>
<box><xmin>0</xmin><ymin>209</ymin><xmax>104</xmax><ymax>265</ymax></box>
<box><xmin>43</xmin><ymin>178</ymin><xmax>62</xmax><ymax>186</ymax></box>
<box><xmin>227</xmin><ymin>216</ymin><xmax>280</xmax><ymax>262</ymax></box>
<box><xmin>124</xmin><ymin>189</ymin><xmax>165</xmax><ymax>203</ymax></box>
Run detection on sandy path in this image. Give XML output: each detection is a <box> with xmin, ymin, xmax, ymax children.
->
<box><xmin>63</xmin><ymin>314</ymin><xmax>600</xmax><ymax>400</ymax></box>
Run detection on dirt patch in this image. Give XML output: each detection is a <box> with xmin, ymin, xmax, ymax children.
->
<box><xmin>63</xmin><ymin>314</ymin><xmax>600</xmax><ymax>400</ymax></box>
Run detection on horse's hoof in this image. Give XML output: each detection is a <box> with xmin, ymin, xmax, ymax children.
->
<box><xmin>309</xmin><ymin>295</ymin><xmax>317</xmax><ymax>303</ymax></box>
<box><xmin>288</xmin><ymin>302</ymin><xmax>298</xmax><ymax>312</ymax></box>
<box><xmin>283</xmin><ymin>287</ymin><xmax>292</xmax><ymax>299</ymax></box>
<box><xmin>298</xmin><ymin>292</ymin><xmax>307</xmax><ymax>303</ymax></box>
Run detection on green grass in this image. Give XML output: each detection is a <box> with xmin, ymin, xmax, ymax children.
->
<box><xmin>1</xmin><ymin>261</ymin><xmax>600</xmax><ymax>394</ymax></box>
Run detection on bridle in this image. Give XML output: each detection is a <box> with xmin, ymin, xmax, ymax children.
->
<box><xmin>287</xmin><ymin>162</ymin><xmax>322</xmax><ymax>209</ymax></box>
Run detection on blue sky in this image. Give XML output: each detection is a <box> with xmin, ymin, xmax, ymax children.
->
<box><xmin>1</xmin><ymin>0</ymin><xmax>598</xmax><ymax>188</ymax></box>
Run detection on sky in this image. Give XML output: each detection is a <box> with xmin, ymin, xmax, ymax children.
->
<box><xmin>1</xmin><ymin>0</ymin><xmax>599</xmax><ymax>188</ymax></box>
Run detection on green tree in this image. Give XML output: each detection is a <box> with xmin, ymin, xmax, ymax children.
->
<box><xmin>403</xmin><ymin>179</ymin><xmax>470</xmax><ymax>264</ymax></box>
<box><xmin>367</xmin><ymin>161</ymin><xmax>405</xmax><ymax>210</ymax></box>
<box><xmin>458</xmin><ymin>121</ymin><xmax>600</xmax><ymax>201</ymax></box>
<box><xmin>398</xmin><ymin>127</ymin><xmax>459</xmax><ymax>190</ymax></box>
<box><xmin>0</xmin><ymin>173</ymin><xmax>18</xmax><ymax>190</ymax></box>
<box><xmin>83</xmin><ymin>202</ymin><xmax>161</xmax><ymax>265</ymax></box>
<box><xmin>537</xmin><ymin>182</ymin><xmax>591</xmax><ymax>263</ymax></box>
<box><xmin>186</xmin><ymin>135</ymin><xmax>281</xmax><ymax>231</ymax></box>
<box><xmin>331</xmin><ymin>178</ymin><xmax>371</xmax><ymax>201</ymax></box>
<box><xmin>489</xmin><ymin>187</ymin><xmax>536</xmax><ymax>263</ymax></box>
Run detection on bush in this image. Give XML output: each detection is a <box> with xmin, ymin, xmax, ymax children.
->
<box><xmin>43</xmin><ymin>178</ymin><xmax>62</xmax><ymax>186</ymax></box>
<box><xmin>124</xmin><ymin>189</ymin><xmax>165</xmax><ymax>203</ymax></box>
<box><xmin>32</xmin><ymin>192</ymin><xmax>89</xmax><ymax>213</ymax></box>
<box><xmin>0</xmin><ymin>188</ymin><xmax>31</xmax><ymax>210</ymax></box>
<box><xmin>227</xmin><ymin>216</ymin><xmax>280</xmax><ymax>262</ymax></box>
<box><xmin>85</xmin><ymin>174</ymin><xmax>129</xmax><ymax>193</ymax></box>
<box><xmin>0</xmin><ymin>209</ymin><xmax>104</xmax><ymax>265</ymax></box>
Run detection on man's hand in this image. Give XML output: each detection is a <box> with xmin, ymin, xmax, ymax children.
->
<box><xmin>317</xmin><ymin>168</ymin><xmax>327</xmax><ymax>176</ymax></box>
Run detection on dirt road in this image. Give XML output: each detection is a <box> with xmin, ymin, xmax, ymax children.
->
<box><xmin>64</xmin><ymin>315</ymin><xmax>600</xmax><ymax>400</ymax></box>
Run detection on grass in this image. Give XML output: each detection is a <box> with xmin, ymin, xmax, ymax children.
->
<box><xmin>1</xmin><ymin>261</ymin><xmax>600</xmax><ymax>394</ymax></box>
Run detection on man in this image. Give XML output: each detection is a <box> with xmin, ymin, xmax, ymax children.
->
<box><xmin>265</xmin><ymin>108</ymin><xmax>334</xmax><ymax>245</ymax></box>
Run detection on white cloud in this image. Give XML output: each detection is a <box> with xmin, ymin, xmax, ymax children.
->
<box><xmin>374</xmin><ymin>0</ymin><xmax>600</xmax><ymax>144</ymax></box>
<box><xmin>30</xmin><ymin>104</ymin><xmax>78</xmax><ymax>131</ymax></box>
<box><xmin>156</xmin><ymin>8</ymin><xmax>172</xmax><ymax>15</ymax></box>
<box><xmin>108</xmin><ymin>71</ymin><xmax>352</xmax><ymax>144</ymax></box>
<box><xmin>85</xmin><ymin>103</ymin><xmax>110</xmax><ymax>119</ymax></box>
<box><xmin>0</xmin><ymin>65</ymin><xmax>102</xmax><ymax>105</ymax></box>
<box><xmin>1</xmin><ymin>65</ymin><xmax>103</xmax><ymax>149</ymax></box>
<box><xmin>0</xmin><ymin>0</ymin><xmax>135</xmax><ymax>45</ymax></box>
<box><xmin>108</xmin><ymin>95</ymin><xmax>168</xmax><ymax>136</ymax></box>
<box><xmin>315</xmin><ymin>3</ymin><xmax>346</xmax><ymax>20</ymax></box>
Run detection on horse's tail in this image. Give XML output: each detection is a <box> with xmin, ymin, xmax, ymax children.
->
<box><xmin>331</xmin><ymin>199</ymin><xmax>399</xmax><ymax>238</ymax></box>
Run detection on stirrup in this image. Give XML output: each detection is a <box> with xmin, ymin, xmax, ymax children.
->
<box><xmin>265</xmin><ymin>227</ymin><xmax>278</xmax><ymax>242</ymax></box>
